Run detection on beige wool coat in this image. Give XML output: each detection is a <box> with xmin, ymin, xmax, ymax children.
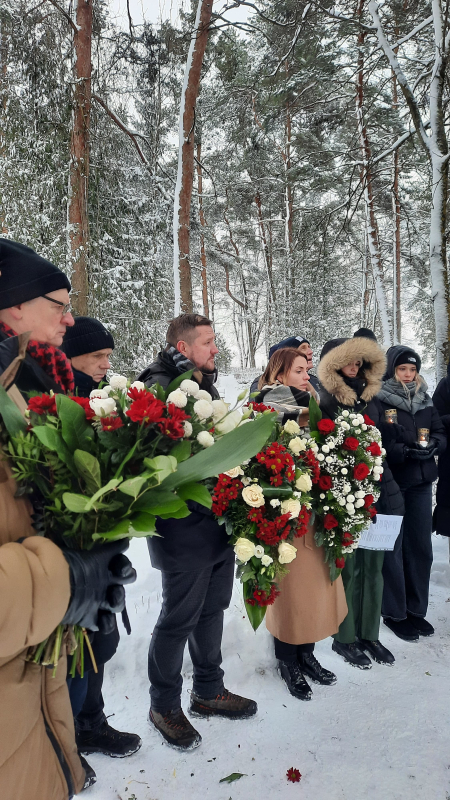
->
<box><xmin>265</xmin><ymin>522</ymin><xmax>348</xmax><ymax>645</ymax></box>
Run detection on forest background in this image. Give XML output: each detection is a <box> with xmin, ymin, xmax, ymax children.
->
<box><xmin>2</xmin><ymin>0</ymin><xmax>450</xmax><ymax>378</ymax></box>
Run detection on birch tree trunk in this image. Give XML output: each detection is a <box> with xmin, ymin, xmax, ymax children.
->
<box><xmin>68</xmin><ymin>0</ymin><xmax>92</xmax><ymax>316</ymax></box>
<box><xmin>173</xmin><ymin>0</ymin><xmax>213</xmax><ymax>315</ymax></box>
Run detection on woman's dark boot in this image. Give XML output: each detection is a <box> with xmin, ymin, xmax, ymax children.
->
<box><xmin>407</xmin><ymin>613</ymin><xmax>434</xmax><ymax>636</ymax></box>
<box><xmin>357</xmin><ymin>638</ymin><xmax>395</xmax><ymax>665</ymax></box>
<box><xmin>383</xmin><ymin>617</ymin><xmax>419</xmax><ymax>641</ymax></box>
<box><xmin>298</xmin><ymin>653</ymin><xmax>337</xmax><ymax>685</ymax></box>
<box><xmin>332</xmin><ymin>640</ymin><xmax>372</xmax><ymax>669</ymax></box>
<box><xmin>278</xmin><ymin>660</ymin><xmax>312</xmax><ymax>700</ymax></box>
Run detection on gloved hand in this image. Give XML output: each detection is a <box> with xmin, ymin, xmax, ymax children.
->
<box><xmin>61</xmin><ymin>540</ymin><xmax>136</xmax><ymax>631</ymax></box>
<box><xmin>380</xmin><ymin>422</ymin><xmax>416</xmax><ymax>447</ymax></box>
<box><xmin>406</xmin><ymin>446</ymin><xmax>435</xmax><ymax>461</ymax></box>
<box><xmin>425</xmin><ymin>437</ymin><xmax>439</xmax><ymax>457</ymax></box>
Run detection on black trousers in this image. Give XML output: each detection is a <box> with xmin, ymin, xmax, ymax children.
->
<box><xmin>148</xmin><ymin>553</ymin><xmax>235</xmax><ymax>712</ymax></box>
<box><xmin>382</xmin><ymin>481</ymin><xmax>433</xmax><ymax>620</ymax></box>
<box><xmin>274</xmin><ymin>638</ymin><xmax>314</xmax><ymax>662</ymax></box>
<box><xmin>76</xmin><ymin>666</ymin><xmax>106</xmax><ymax>732</ymax></box>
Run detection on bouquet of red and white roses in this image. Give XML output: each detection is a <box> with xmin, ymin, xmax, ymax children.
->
<box><xmin>308</xmin><ymin>398</ymin><xmax>384</xmax><ymax>582</ymax></box>
<box><xmin>210</xmin><ymin>416</ymin><xmax>319</xmax><ymax>631</ymax></box>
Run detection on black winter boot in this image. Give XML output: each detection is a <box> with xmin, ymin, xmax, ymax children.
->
<box><xmin>332</xmin><ymin>640</ymin><xmax>372</xmax><ymax>669</ymax></box>
<box><xmin>278</xmin><ymin>660</ymin><xmax>312</xmax><ymax>700</ymax></box>
<box><xmin>76</xmin><ymin>720</ymin><xmax>142</xmax><ymax>758</ymax></box>
<box><xmin>383</xmin><ymin>617</ymin><xmax>419</xmax><ymax>641</ymax></box>
<box><xmin>407</xmin><ymin>613</ymin><xmax>434</xmax><ymax>637</ymax></box>
<box><xmin>189</xmin><ymin>688</ymin><xmax>257</xmax><ymax>719</ymax></box>
<box><xmin>299</xmin><ymin>653</ymin><xmax>337</xmax><ymax>685</ymax></box>
<box><xmin>357</xmin><ymin>638</ymin><xmax>395</xmax><ymax>665</ymax></box>
<box><xmin>79</xmin><ymin>754</ymin><xmax>96</xmax><ymax>790</ymax></box>
<box><xmin>149</xmin><ymin>708</ymin><xmax>202</xmax><ymax>750</ymax></box>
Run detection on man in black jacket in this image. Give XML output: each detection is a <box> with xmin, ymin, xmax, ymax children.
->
<box><xmin>138</xmin><ymin>313</ymin><xmax>257</xmax><ymax>750</ymax></box>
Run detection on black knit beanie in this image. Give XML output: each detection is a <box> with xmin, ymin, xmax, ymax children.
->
<box><xmin>0</xmin><ymin>239</ymin><xmax>71</xmax><ymax>310</ymax></box>
<box><xmin>393</xmin><ymin>349</ymin><xmax>421</xmax><ymax>372</ymax></box>
<box><xmin>61</xmin><ymin>316</ymin><xmax>115</xmax><ymax>358</ymax></box>
<box><xmin>353</xmin><ymin>327</ymin><xmax>377</xmax><ymax>341</ymax></box>
<box><xmin>269</xmin><ymin>336</ymin><xmax>310</xmax><ymax>360</ymax></box>
<box><xmin>319</xmin><ymin>338</ymin><xmax>348</xmax><ymax>361</ymax></box>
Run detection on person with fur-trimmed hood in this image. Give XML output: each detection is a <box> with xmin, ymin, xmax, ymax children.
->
<box><xmin>378</xmin><ymin>345</ymin><xmax>446</xmax><ymax>642</ymax></box>
<box><xmin>317</xmin><ymin>336</ymin><xmax>403</xmax><ymax>669</ymax></box>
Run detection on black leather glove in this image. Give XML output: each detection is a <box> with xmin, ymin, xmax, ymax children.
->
<box><xmin>406</xmin><ymin>446</ymin><xmax>434</xmax><ymax>461</ymax></box>
<box><xmin>61</xmin><ymin>540</ymin><xmax>136</xmax><ymax>631</ymax></box>
<box><xmin>425</xmin><ymin>437</ymin><xmax>439</xmax><ymax>457</ymax></box>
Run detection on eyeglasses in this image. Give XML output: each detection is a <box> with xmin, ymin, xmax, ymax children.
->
<box><xmin>42</xmin><ymin>295</ymin><xmax>73</xmax><ymax>316</ymax></box>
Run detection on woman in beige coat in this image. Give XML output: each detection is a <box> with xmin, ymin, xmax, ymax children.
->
<box><xmin>256</xmin><ymin>348</ymin><xmax>348</xmax><ymax>700</ymax></box>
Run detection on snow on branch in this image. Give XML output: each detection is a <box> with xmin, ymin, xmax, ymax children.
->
<box><xmin>390</xmin><ymin>15</ymin><xmax>433</xmax><ymax>49</ymax></box>
<box><xmin>269</xmin><ymin>3</ymin><xmax>312</xmax><ymax>77</ymax></box>
<box><xmin>45</xmin><ymin>0</ymin><xmax>78</xmax><ymax>33</ymax></box>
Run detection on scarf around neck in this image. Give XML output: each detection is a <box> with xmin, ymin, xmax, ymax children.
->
<box><xmin>0</xmin><ymin>320</ymin><xmax>74</xmax><ymax>394</ymax></box>
<box><xmin>378</xmin><ymin>376</ymin><xmax>432</xmax><ymax>415</ymax></box>
<box><xmin>163</xmin><ymin>345</ymin><xmax>218</xmax><ymax>391</ymax></box>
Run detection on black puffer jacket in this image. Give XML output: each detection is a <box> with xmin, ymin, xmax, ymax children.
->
<box><xmin>139</xmin><ymin>347</ymin><xmax>219</xmax><ymax>398</ymax></box>
<box><xmin>432</xmin><ymin>363</ymin><xmax>450</xmax><ymax>534</ymax></box>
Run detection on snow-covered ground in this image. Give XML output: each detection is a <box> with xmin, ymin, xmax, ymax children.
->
<box><xmin>85</xmin><ymin>533</ymin><xmax>450</xmax><ymax>800</ymax></box>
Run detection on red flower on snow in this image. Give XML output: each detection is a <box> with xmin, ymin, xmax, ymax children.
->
<box><xmin>323</xmin><ymin>513</ymin><xmax>339</xmax><ymax>530</ymax></box>
<box><xmin>319</xmin><ymin>475</ymin><xmax>333</xmax><ymax>491</ymax></box>
<box><xmin>364</xmin><ymin>414</ymin><xmax>375</xmax><ymax>426</ymax></box>
<box><xmin>335</xmin><ymin>557</ymin><xmax>345</xmax><ymax>569</ymax></box>
<box><xmin>286</xmin><ymin>767</ymin><xmax>302</xmax><ymax>783</ymax></box>
<box><xmin>100</xmin><ymin>415</ymin><xmax>123</xmax><ymax>431</ymax></box>
<box><xmin>317</xmin><ymin>418</ymin><xmax>335</xmax><ymax>434</ymax></box>
<box><xmin>158</xmin><ymin>403</ymin><xmax>189</xmax><ymax>439</ymax></box>
<box><xmin>126</xmin><ymin>394</ymin><xmax>165</xmax><ymax>425</ymax></box>
<box><xmin>28</xmin><ymin>394</ymin><xmax>57</xmax><ymax>416</ymax></box>
<box><xmin>70</xmin><ymin>396</ymin><xmax>95</xmax><ymax>420</ymax></box>
<box><xmin>343</xmin><ymin>436</ymin><xmax>360</xmax><ymax>451</ymax></box>
<box><xmin>366</xmin><ymin>441</ymin><xmax>382</xmax><ymax>457</ymax></box>
<box><xmin>353</xmin><ymin>463</ymin><xmax>370</xmax><ymax>481</ymax></box>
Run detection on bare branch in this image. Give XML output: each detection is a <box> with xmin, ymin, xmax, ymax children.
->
<box><xmin>45</xmin><ymin>0</ymin><xmax>78</xmax><ymax>33</ymax></box>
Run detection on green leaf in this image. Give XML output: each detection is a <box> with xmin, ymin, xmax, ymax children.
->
<box><xmin>164</xmin><ymin>368</ymin><xmax>194</xmax><ymax>398</ymax></box>
<box><xmin>0</xmin><ymin>384</ymin><xmax>27</xmax><ymax>436</ymax></box>
<box><xmin>151</xmin><ymin>382</ymin><xmax>166</xmax><ymax>402</ymax></box>
<box><xmin>170</xmin><ymin>439</ymin><xmax>192</xmax><ymax>463</ymax></box>
<box><xmin>308</xmin><ymin>395</ymin><xmax>322</xmax><ymax>432</ymax></box>
<box><xmin>157</xmin><ymin>505</ymin><xmax>190</xmax><ymax>519</ymax></box>
<box><xmin>113</xmin><ymin>440</ymin><xmax>139</xmax><ymax>479</ymax></box>
<box><xmin>143</xmin><ymin>454</ymin><xmax>178</xmax><ymax>484</ymax></box>
<box><xmin>134</xmin><ymin>488</ymin><xmax>187</xmax><ymax>515</ymax></box>
<box><xmin>219</xmin><ymin>773</ymin><xmax>247</xmax><ymax>784</ymax></box>
<box><xmin>176</xmin><ymin>481</ymin><xmax>212</xmax><ymax>509</ymax></box>
<box><xmin>118</xmin><ymin>475</ymin><xmax>149</xmax><ymax>498</ymax></box>
<box><xmin>260</xmin><ymin>481</ymin><xmax>295</xmax><ymax>499</ymax></box>
<box><xmin>161</xmin><ymin>412</ymin><xmax>276</xmax><ymax>490</ymax></box>
<box><xmin>92</xmin><ymin>519</ymin><xmax>131</xmax><ymax>541</ymax></box>
<box><xmin>33</xmin><ymin>425</ymin><xmax>75</xmax><ymax>474</ymax></box>
<box><xmin>242</xmin><ymin>581</ymin><xmax>266</xmax><ymax>631</ymax></box>
<box><xmin>73</xmin><ymin>450</ymin><xmax>102</xmax><ymax>494</ymax></box>
<box><xmin>56</xmin><ymin>394</ymin><xmax>92</xmax><ymax>452</ymax></box>
<box><xmin>129</xmin><ymin>512</ymin><xmax>157</xmax><ymax>533</ymax></box>
<box><xmin>85</xmin><ymin>477</ymin><xmax>123</xmax><ymax>511</ymax></box>
<box><xmin>62</xmin><ymin>492</ymin><xmax>90</xmax><ymax>513</ymax></box>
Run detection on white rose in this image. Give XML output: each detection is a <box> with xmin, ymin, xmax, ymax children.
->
<box><xmin>278</xmin><ymin>541</ymin><xmax>297</xmax><ymax>564</ymax></box>
<box><xmin>283</xmin><ymin>419</ymin><xmax>300</xmax><ymax>435</ymax></box>
<box><xmin>224</xmin><ymin>466</ymin><xmax>244</xmax><ymax>478</ymax></box>
<box><xmin>254</xmin><ymin>545</ymin><xmax>265</xmax><ymax>558</ymax></box>
<box><xmin>193</xmin><ymin>399</ymin><xmax>214</xmax><ymax>420</ymax></box>
<box><xmin>322</xmin><ymin>444</ymin><xmax>330</xmax><ymax>453</ymax></box>
<box><xmin>197</xmin><ymin>431</ymin><xmax>215</xmax><ymax>448</ymax></box>
<box><xmin>130</xmin><ymin>380</ymin><xmax>145</xmax><ymax>391</ymax></box>
<box><xmin>234</xmin><ymin>537</ymin><xmax>256</xmax><ymax>563</ymax></box>
<box><xmin>270</xmin><ymin>498</ymin><xmax>281</xmax><ymax>508</ymax></box>
<box><xmin>109</xmin><ymin>374</ymin><xmax>128</xmax><ymax>391</ymax></box>
<box><xmin>355</xmin><ymin>499</ymin><xmax>365</xmax><ymax>508</ymax></box>
<box><xmin>215</xmin><ymin>410</ymin><xmax>242</xmax><ymax>434</ymax></box>
<box><xmin>167</xmin><ymin>389</ymin><xmax>188</xmax><ymax>408</ymax></box>
<box><xmin>180</xmin><ymin>379</ymin><xmax>200</xmax><ymax>396</ymax></box>
<box><xmin>183</xmin><ymin>420</ymin><xmax>193</xmax><ymax>437</ymax></box>
<box><xmin>196</xmin><ymin>389</ymin><xmax>212</xmax><ymax>402</ymax></box>
<box><xmin>347</xmin><ymin>494</ymin><xmax>355</xmax><ymax>503</ymax></box>
<box><xmin>289</xmin><ymin>437</ymin><xmax>307</xmax><ymax>455</ymax></box>
<box><xmin>317</xmin><ymin>453</ymin><xmax>325</xmax><ymax>462</ymax></box>
<box><xmin>90</xmin><ymin>388</ymin><xmax>108</xmax><ymax>399</ymax></box>
<box><xmin>342</xmin><ymin>410</ymin><xmax>349</xmax><ymax>417</ymax></box>
<box><xmin>211</xmin><ymin>399</ymin><xmax>228</xmax><ymax>422</ymax></box>
<box><xmin>242</xmin><ymin>484</ymin><xmax>265</xmax><ymax>508</ymax></box>
<box><xmin>295</xmin><ymin>473</ymin><xmax>312</xmax><ymax>492</ymax></box>
<box><xmin>261</xmin><ymin>554</ymin><xmax>273</xmax><ymax>567</ymax></box>
<box><xmin>280</xmin><ymin>497</ymin><xmax>301</xmax><ymax>519</ymax></box>
<box><xmin>89</xmin><ymin>396</ymin><xmax>117</xmax><ymax>416</ymax></box>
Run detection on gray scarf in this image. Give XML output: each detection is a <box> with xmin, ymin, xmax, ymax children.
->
<box><xmin>378</xmin><ymin>377</ymin><xmax>433</xmax><ymax>414</ymax></box>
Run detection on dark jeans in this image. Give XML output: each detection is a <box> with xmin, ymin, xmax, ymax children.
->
<box><xmin>68</xmin><ymin>666</ymin><xmax>107</xmax><ymax>732</ymax></box>
<box><xmin>148</xmin><ymin>552</ymin><xmax>235</xmax><ymax>713</ymax></box>
<box><xmin>382</xmin><ymin>481</ymin><xmax>433</xmax><ymax>620</ymax></box>
<box><xmin>274</xmin><ymin>638</ymin><xmax>314</xmax><ymax>662</ymax></box>
<box><xmin>67</xmin><ymin>672</ymin><xmax>89</xmax><ymax>719</ymax></box>
<box><xmin>335</xmin><ymin>549</ymin><xmax>385</xmax><ymax>644</ymax></box>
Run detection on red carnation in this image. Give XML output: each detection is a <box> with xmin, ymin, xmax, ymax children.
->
<box><xmin>28</xmin><ymin>394</ymin><xmax>57</xmax><ymax>416</ymax></box>
<box><xmin>158</xmin><ymin>403</ymin><xmax>189</xmax><ymax>439</ymax></box>
<box><xmin>317</xmin><ymin>418</ymin><xmax>335</xmax><ymax>433</ymax></box>
<box><xmin>343</xmin><ymin>436</ymin><xmax>359</xmax><ymax>451</ymax></box>
<box><xmin>70</xmin><ymin>396</ymin><xmax>95</xmax><ymax>420</ymax></box>
<box><xmin>342</xmin><ymin>532</ymin><xmax>353</xmax><ymax>545</ymax></box>
<box><xmin>366</xmin><ymin>441</ymin><xmax>382</xmax><ymax>457</ymax></box>
<box><xmin>363</xmin><ymin>494</ymin><xmax>374</xmax><ymax>508</ymax></box>
<box><xmin>286</xmin><ymin>768</ymin><xmax>302</xmax><ymax>783</ymax></box>
<box><xmin>127</xmin><ymin>386</ymin><xmax>148</xmax><ymax>401</ymax></box>
<box><xmin>364</xmin><ymin>414</ymin><xmax>375</xmax><ymax>426</ymax></box>
<box><xmin>318</xmin><ymin>475</ymin><xmax>333</xmax><ymax>491</ymax></box>
<box><xmin>100</xmin><ymin>415</ymin><xmax>123</xmax><ymax>431</ymax></box>
<box><xmin>323</xmin><ymin>513</ymin><xmax>339</xmax><ymax>530</ymax></box>
<box><xmin>353</xmin><ymin>463</ymin><xmax>370</xmax><ymax>481</ymax></box>
<box><xmin>335</xmin><ymin>557</ymin><xmax>345</xmax><ymax>569</ymax></box>
<box><xmin>126</xmin><ymin>394</ymin><xmax>165</xmax><ymax>425</ymax></box>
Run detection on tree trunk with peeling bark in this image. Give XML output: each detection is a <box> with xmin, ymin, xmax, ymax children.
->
<box><xmin>196</xmin><ymin>142</ymin><xmax>209</xmax><ymax>317</ymax></box>
<box><xmin>68</xmin><ymin>0</ymin><xmax>92</xmax><ymax>315</ymax></box>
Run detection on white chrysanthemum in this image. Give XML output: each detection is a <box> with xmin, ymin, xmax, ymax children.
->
<box><xmin>211</xmin><ymin>398</ymin><xmax>228</xmax><ymax>422</ymax></box>
<box><xmin>346</xmin><ymin>504</ymin><xmax>355</xmax><ymax>515</ymax></box>
<box><xmin>338</xmin><ymin>497</ymin><xmax>346</xmax><ymax>506</ymax></box>
<box><xmin>347</xmin><ymin>494</ymin><xmax>355</xmax><ymax>503</ymax></box>
<box><xmin>193</xmin><ymin>399</ymin><xmax>214</xmax><ymax>420</ymax></box>
<box><xmin>89</xmin><ymin>397</ymin><xmax>117</xmax><ymax>416</ymax></box>
<box><xmin>341</xmin><ymin>468</ymin><xmax>348</xmax><ymax>475</ymax></box>
<box><xmin>289</xmin><ymin>437</ymin><xmax>307</xmax><ymax>455</ymax></box>
<box><xmin>281</xmin><ymin>497</ymin><xmax>301</xmax><ymax>519</ymax></box>
<box><xmin>342</xmin><ymin>410</ymin><xmax>350</xmax><ymax>417</ymax></box>
<box><xmin>283</xmin><ymin>419</ymin><xmax>300</xmax><ymax>435</ymax></box>
<box><xmin>224</xmin><ymin>466</ymin><xmax>244</xmax><ymax>478</ymax></box>
<box><xmin>90</xmin><ymin>388</ymin><xmax>109</xmax><ymax>399</ymax></box>
<box><xmin>323</xmin><ymin>505</ymin><xmax>329</xmax><ymax>511</ymax></box>
<box><xmin>325</xmin><ymin>456</ymin><xmax>333</xmax><ymax>464</ymax></box>
<box><xmin>261</xmin><ymin>554</ymin><xmax>273</xmax><ymax>567</ymax></box>
<box><xmin>355</xmin><ymin>499</ymin><xmax>365</xmax><ymax>508</ymax></box>
<box><xmin>167</xmin><ymin>389</ymin><xmax>188</xmax><ymax>408</ymax></box>
<box><xmin>109</xmin><ymin>374</ymin><xmax>128</xmax><ymax>391</ymax></box>
<box><xmin>317</xmin><ymin>453</ymin><xmax>325</xmax><ymax>462</ymax></box>
<box><xmin>242</xmin><ymin>484</ymin><xmax>265</xmax><ymax>508</ymax></box>
<box><xmin>254</xmin><ymin>545</ymin><xmax>265</xmax><ymax>558</ymax></box>
<box><xmin>355</xmin><ymin>490</ymin><xmax>365</xmax><ymax>499</ymax></box>
<box><xmin>375</xmin><ymin>457</ymin><xmax>382</xmax><ymax>466</ymax></box>
<box><xmin>196</xmin><ymin>389</ymin><xmax>212</xmax><ymax>402</ymax></box>
<box><xmin>234</xmin><ymin>537</ymin><xmax>255</xmax><ymax>563</ymax></box>
<box><xmin>215</xmin><ymin>409</ymin><xmax>242</xmax><ymax>434</ymax></box>
<box><xmin>381</xmin><ymin>448</ymin><xmax>386</xmax><ymax>456</ymax></box>
<box><xmin>361</xmin><ymin>424</ymin><xmax>368</xmax><ymax>431</ymax></box>
<box><xmin>197</xmin><ymin>430</ymin><xmax>215</xmax><ymax>447</ymax></box>
<box><xmin>340</xmin><ymin>421</ymin><xmax>350</xmax><ymax>430</ymax></box>
<box><xmin>130</xmin><ymin>380</ymin><xmax>145</xmax><ymax>391</ymax></box>
<box><xmin>295</xmin><ymin>473</ymin><xmax>312</xmax><ymax>493</ymax></box>
<box><xmin>322</xmin><ymin>444</ymin><xmax>330</xmax><ymax>454</ymax></box>
<box><xmin>278</xmin><ymin>541</ymin><xmax>297</xmax><ymax>564</ymax></box>
<box><xmin>179</xmin><ymin>379</ymin><xmax>200</xmax><ymax>396</ymax></box>
<box><xmin>270</xmin><ymin>498</ymin><xmax>281</xmax><ymax>508</ymax></box>
<box><xmin>183</xmin><ymin>420</ymin><xmax>193</xmax><ymax>438</ymax></box>
<box><xmin>320</xmin><ymin>493</ymin><xmax>325</xmax><ymax>499</ymax></box>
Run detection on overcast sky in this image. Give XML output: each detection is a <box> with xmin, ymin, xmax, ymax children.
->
<box><xmin>109</xmin><ymin>0</ymin><xmax>248</xmax><ymax>29</ymax></box>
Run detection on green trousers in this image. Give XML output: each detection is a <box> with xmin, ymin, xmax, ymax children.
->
<box><xmin>334</xmin><ymin>548</ymin><xmax>385</xmax><ymax>644</ymax></box>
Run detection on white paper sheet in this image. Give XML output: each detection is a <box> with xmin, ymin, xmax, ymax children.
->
<box><xmin>358</xmin><ymin>514</ymin><xmax>403</xmax><ymax>551</ymax></box>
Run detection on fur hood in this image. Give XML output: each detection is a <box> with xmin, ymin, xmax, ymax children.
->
<box><xmin>317</xmin><ymin>337</ymin><xmax>386</xmax><ymax>406</ymax></box>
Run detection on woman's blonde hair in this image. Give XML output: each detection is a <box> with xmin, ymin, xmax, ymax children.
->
<box><xmin>395</xmin><ymin>367</ymin><xmax>423</xmax><ymax>389</ymax></box>
<box><xmin>258</xmin><ymin>348</ymin><xmax>308</xmax><ymax>391</ymax></box>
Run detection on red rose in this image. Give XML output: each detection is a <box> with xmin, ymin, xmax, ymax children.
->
<box><xmin>126</xmin><ymin>394</ymin><xmax>165</xmax><ymax>425</ymax></box>
<box><xmin>335</xmin><ymin>556</ymin><xmax>345</xmax><ymax>569</ymax></box>
<box><xmin>342</xmin><ymin>532</ymin><xmax>353</xmax><ymax>545</ymax></box>
<box><xmin>323</xmin><ymin>513</ymin><xmax>339</xmax><ymax>530</ymax></box>
<box><xmin>366</xmin><ymin>442</ymin><xmax>382</xmax><ymax>457</ymax></box>
<box><xmin>343</xmin><ymin>436</ymin><xmax>359</xmax><ymax>451</ymax></box>
<box><xmin>363</xmin><ymin>494</ymin><xmax>374</xmax><ymax>508</ymax></box>
<box><xmin>100</xmin><ymin>415</ymin><xmax>124</xmax><ymax>431</ymax></box>
<box><xmin>286</xmin><ymin>768</ymin><xmax>302</xmax><ymax>783</ymax></box>
<box><xmin>364</xmin><ymin>414</ymin><xmax>375</xmax><ymax>426</ymax></box>
<box><xmin>369</xmin><ymin>506</ymin><xmax>377</xmax><ymax>518</ymax></box>
<box><xmin>353</xmin><ymin>463</ymin><xmax>370</xmax><ymax>481</ymax></box>
<box><xmin>70</xmin><ymin>396</ymin><xmax>95</xmax><ymax>420</ymax></box>
<box><xmin>28</xmin><ymin>394</ymin><xmax>57</xmax><ymax>416</ymax></box>
<box><xmin>319</xmin><ymin>475</ymin><xmax>333</xmax><ymax>491</ymax></box>
<box><xmin>317</xmin><ymin>418</ymin><xmax>335</xmax><ymax>433</ymax></box>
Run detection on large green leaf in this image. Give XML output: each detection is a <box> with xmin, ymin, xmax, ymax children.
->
<box><xmin>170</xmin><ymin>439</ymin><xmax>192</xmax><ymax>463</ymax></box>
<box><xmin>161</xmin><ymin>412</ymin><xmax>276</xmax><ymax>490</ymax></box>
<box><xmin>0</xmin><ymin>384</ymin><xmax>27</xmax><ymax>436</ymax></box>
<box><xmin>62</xmin><ymin>492</ymin><xmax>90</xmax><ymax>513</ymax></box>
<box><xmin>56</xmin><ymin>394</ymin><xmax>92</xmax><ymax>452</ymax></box>
<box><xmin>143</xmin><ymin>454</ymin><xmax>178</xmax><ymax>484</ymax></box>
<box><xmin>84</xmin><ymin>477</ymin><xmax>123</xmax><ymax>511</ymax></box>
<box><xmin>33</xmin><ymin>425</ymin><xmax>76</xmax><ymax>474</ymax></box>
<box><xmin>176</xmin><ymin>481</ymin><xmax>212</xmax><ymax>509</ymax></box>
<box><xmin>134</xmin><ymin>488</ymin><xmax>187</xmax><ymax>516</ymax></box>
<box><xmin>308</xmin><ymin>395</ymin><xmax>322</xmax><ymax>432</ymax></box>
<box><xmin>129</xmin><ymin>511</ymin><xmax>157</xmax><ymax>533</ymax></box>
<box><xmin>92</xmin><ymin>519</ymin><xmax>131</xmax><ymax>541</ymax></box>
<box><xmin>260</xmin><ymin>481</ymin><xmax>295</xmax><ymax>499</ymax></box>
<box><xmin>242</xmin><ymin>581</ymin><xmax>266</xmax><ymax>631</ymax></box>
<box><xmin>73</xmin><ymin>450</ymin><xmax>102</xmax><ymax>494</ymax></box>
<box><xmin>164</xmin><ymin>368</ymin><xmax>194</xmax><ymax>398</ymax></box>
<box><xmin>118</xmin><ymin>475</ymin><xmax>149</xmax><ymax>498</ymax></box>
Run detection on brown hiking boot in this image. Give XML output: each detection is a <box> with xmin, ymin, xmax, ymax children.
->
<box><xmin>149</xmin><ymin>708</ymin><xmax>202</xmax><ymax>750</ymax></box>
<box><xmin>189</xmin><ymin>688</ymin><xmax>257</xmax><ymax>720</ymax></box>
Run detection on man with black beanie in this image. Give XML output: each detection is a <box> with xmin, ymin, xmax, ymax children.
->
<box><xmin>61</xmin><ymin>315</ymin><xmax>115</xmax><ymax>397</ymax></box>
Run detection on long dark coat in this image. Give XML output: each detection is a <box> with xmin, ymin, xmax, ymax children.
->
<box><xmin>432</xmin><ymin>364</ymin><xmax>450</xmax><ymax>535</ymax></box>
